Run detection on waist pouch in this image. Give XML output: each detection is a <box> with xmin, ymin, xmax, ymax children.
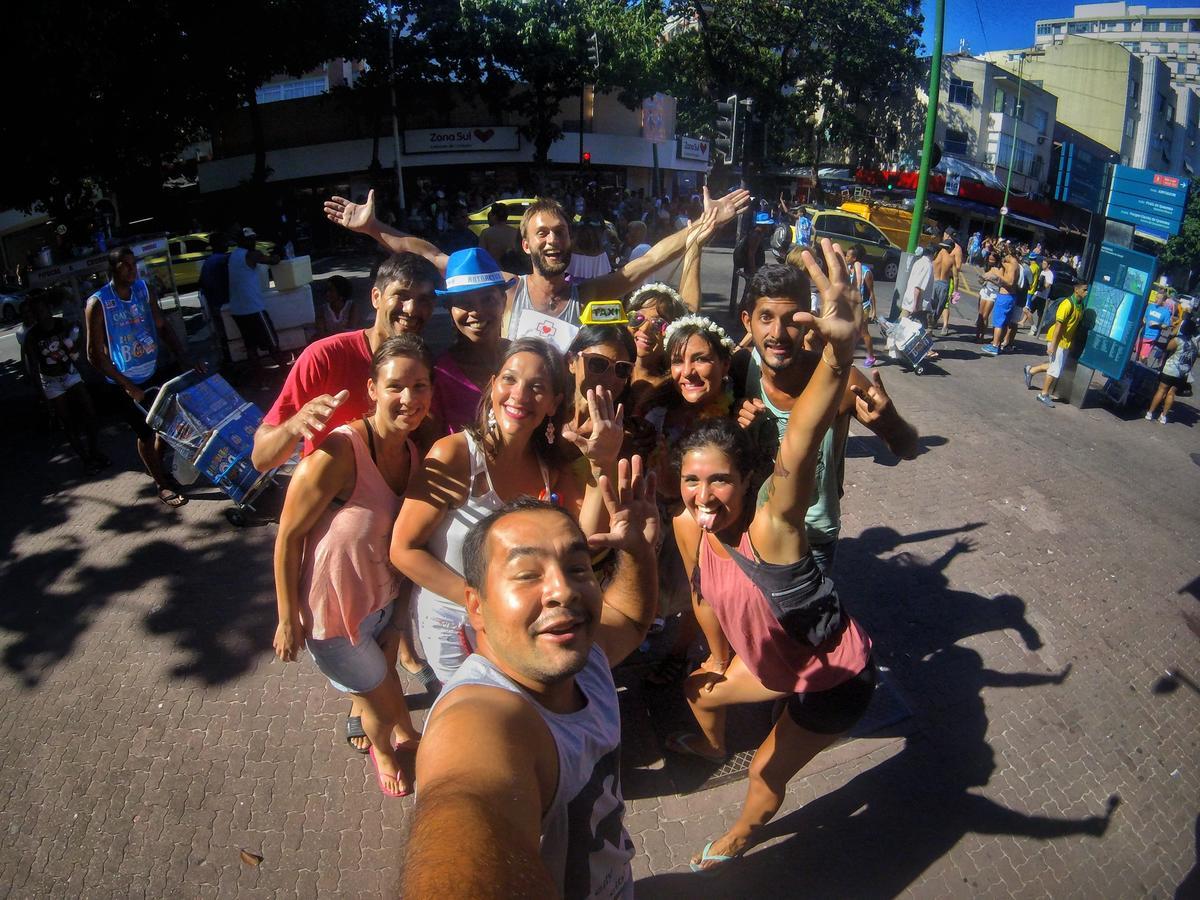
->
<box><xmin>722</xmin><ymin>540</ymin><xmax>844</xmax><ymax>647</ymax></box>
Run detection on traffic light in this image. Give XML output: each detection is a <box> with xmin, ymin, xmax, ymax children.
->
<box><xmin>582</xmin><ymin>151</ymin><xmax>591</xmax><ymax>165</ymax></box>
<box><xmin>715</xmin><ymin>94</ymin><xmax>738</xmax><ymax>165</ymax></box>
<box><xmin>587</xmin><ymin>32</ymin><xmax>600</xmax><ymax>69</ymax></box>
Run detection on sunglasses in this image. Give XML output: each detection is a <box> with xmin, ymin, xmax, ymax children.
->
<box><xmin>581</xmin><ymin>353</ymin><xmax>633</xmax><ymax>380</ymax></box>
<box><xmin>629</xmin><ymin>311</ymin><xmax>668</xmax><ymax>334</ymax></box>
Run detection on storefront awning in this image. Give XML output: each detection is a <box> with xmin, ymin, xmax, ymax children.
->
<box><xmin>1006</xmin><ymin>211</ymin><xmax>1060</xmax><ymax>232</ymax></box>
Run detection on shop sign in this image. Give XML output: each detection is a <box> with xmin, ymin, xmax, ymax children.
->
<box><xmin>678</xmin><ymin>136</ymin><xmax>710</xmax><ymax>162</ymax></box>
<box><xmin>403</xmin><ymin>126</ymin><xmax>520</xmax><ymax>154</ymax></box>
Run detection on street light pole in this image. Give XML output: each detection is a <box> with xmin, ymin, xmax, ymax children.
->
<box><xmin>907</xmin><ymin>0</ymin><xmax>945</xmax><ymax>253</ymax></box>
<box><xmin>387</xmin><ymin>1</ymin><xmax>406</xmax><ymax>213</ymax></box>
<box><xmin>998</xmin><ymin>52</ymin><xmax>1026</xmax><ymax>240</ymax></box>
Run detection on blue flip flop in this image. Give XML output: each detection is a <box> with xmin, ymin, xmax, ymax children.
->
<box><xmin>689</xmin><ymin>840</ymin><xmax>740</xmax><ymax>873</ymax></box>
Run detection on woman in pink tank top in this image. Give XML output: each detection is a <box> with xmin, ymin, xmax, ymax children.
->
<box><xmin>273</xmin><ymin>335</ymin><xmax>433</xmax><ymax>798</ymax></box>
<box><xmin>667</xmin><ymin>240</ymin><xmax>877</xmax><ymax>872</ymax></box>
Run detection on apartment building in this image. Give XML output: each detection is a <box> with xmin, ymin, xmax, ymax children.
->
<box><xmin>929</xmin><ymin>55</ymin><xmax>1059</xmax><ymax>197</ymax></box>
<box><xmin>1035</xmin><ymin>3</ymin><xmax>1200</xmax><ymax>89</ymax></box>
<box><xmin>982</xmin><ymin>36</ymin><xmax>1200</xmax><ymax>177</ymax></box>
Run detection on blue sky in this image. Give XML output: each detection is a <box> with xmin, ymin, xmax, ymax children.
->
<box><xmin>919</xmin><ymin>0</ymin><xmax>1198</xmax><ymax>56</ymax></box>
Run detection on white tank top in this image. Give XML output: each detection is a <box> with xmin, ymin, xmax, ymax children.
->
<box><xmin>411</xmin><ymin>432</ymin><xmax>551</xmax><ymax>619</ymax></box>
<box><xmin>428</xmin><ymin>644</ymin><xmax>634</xmax><ymax>898</ymax></box>
<box><xmin>507</xmin><ymin>275</ymin><xmax>582</xmax><ymax>341</ymax></box>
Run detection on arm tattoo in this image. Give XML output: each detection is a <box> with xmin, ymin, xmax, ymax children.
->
<box><xmin>772</xmin><ymin>458</ymin><xmax>791</xmax><ymax>480</ymax></box>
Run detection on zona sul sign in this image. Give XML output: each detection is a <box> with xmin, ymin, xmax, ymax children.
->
<box><xmin>403</xmin><ymin>127</ymin><xmax>520</xmax><ymax>154</ymax></box>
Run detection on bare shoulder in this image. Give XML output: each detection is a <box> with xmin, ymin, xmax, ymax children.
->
<box><xmin>671</xmin><ymin>509</ymin><xmax>701</xmax><ymax>572</ymax></box>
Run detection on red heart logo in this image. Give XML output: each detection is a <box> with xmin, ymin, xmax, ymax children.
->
<box><xmin>474</xmin><ymin>128</ymin><xmax>495</xmax><ymax>143</ymax></box>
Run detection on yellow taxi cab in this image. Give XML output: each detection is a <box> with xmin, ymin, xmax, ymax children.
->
<box><xmin>144</xmin><ymin>232</ymin><xmax>275</xmax><ymax>291</ymax></box>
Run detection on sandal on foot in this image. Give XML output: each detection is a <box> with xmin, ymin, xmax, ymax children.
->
<box><xmin>689</xmin><ymin>840</ymin><xmax>744</xmax><ymax>873</ymax></box>
<box><xmin>645</xmin><ymin>655</ymin><xmax>689</xmax><ymax>687</ymax></box>
<box><xmin>404</xmin><ymin>663</ymin><xmax>440</xmax><ymax>692</ymax></box>
<box><xmin>368</xmin><ymin>745</ymin><xmax>411</xmax><ymax>798</ymax></box>
<box><xmin>157</xmin><ymin>487</ymin><xmax>188</xmax><ymax>508</ymax></box>
<box><xmin>345</xmin><ymin>716</ymin><xmax>370</xmax><ymax>754</ymax></box>
<box><xmin>665</xmin><ymin>732</ymin><xmax>726</xmax><ymax>763</ymax></box>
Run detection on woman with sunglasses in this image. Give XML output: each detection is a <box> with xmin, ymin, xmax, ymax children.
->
<box><xmin>626</xmin><ymin>208</ymin><xmax>719</xmax><ymax>414</ymax></box>
<box><xmin>390</xmin><ymin>338</ymin><xmax>624</xmax><ymax>682</ymax></box>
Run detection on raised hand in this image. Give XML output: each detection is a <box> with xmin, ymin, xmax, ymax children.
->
<box><xmin>795</xmin><ymin>238</ymin><xmax>859</xmax><ymax>371</ymax></box>
<box><xmin>560</xmin><ymin>387</ymin><xmax>625</xmax><ymax>467</ymax></box>
<box><xmin>587</xmin><ymin>456</ymin><xmax>660</xmax><ymax>555</ymax></box>
<box><xmin>685</xmin><ymin>205</ymin><xmax>720</xmax><ymax>250</ymax></box>
<box><xmin>703</xmin><ymin>185</ymin><xmax>752</xmax><ymax>227</ymax></box>
<box><xmin>849</xmin><ymin>370</ymin><xmax>895</xmax><ymax>427</ymax></box>
<box><xmin>323</xmin><ymin>189</ymin><xmax>377</xmax><ymax>233</ymax></box>
<box><xmin>736</xmin><ymin>397</ymin><xmax>768</xmax><ymax>431</ymax></box>
<box><xmin>291</xmin><ymin>390</ymin><xmax>350</xmax><ymax>442</ymax></box>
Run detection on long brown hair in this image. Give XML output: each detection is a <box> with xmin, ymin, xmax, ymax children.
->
<box><xmin>465</xmin><ymin>338</ymin><xmax>568</xmax><ymax>466</ymax></box>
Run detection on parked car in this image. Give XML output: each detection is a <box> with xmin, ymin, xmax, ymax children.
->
<box><xmin>793</xmin><ymin>207</ymin><xmax>904</xmax><ymax>281</ymax></box>
<box><xmin>1040</xmin><ymin>258</ymin><xmax>1079</xmax><ymax>303</ymax></box>
<box><xmin>1</xmin><ymin>291</ymin><xmax>26</xmax><ymax>324</ymax></box>
<box><xmin>144</xmin><ymin>232</ymin><xmax>275</xmax><ymax>292</ymax></box>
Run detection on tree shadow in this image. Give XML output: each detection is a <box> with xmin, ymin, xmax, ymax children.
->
<box><xmin>635</xmin><ymin>523</ymin><xmax>1121</xmax><ymax>896</ymax></box>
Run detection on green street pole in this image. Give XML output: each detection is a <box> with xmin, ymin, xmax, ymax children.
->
<box><xmin>907</xmin><ymin>0</ymin><xmax>945</xmax><ymax>253</ymax></box>
<box><xmin>997</xmin><ymin>52</ymin><xmax>1025</xmax><ymax>239</ymax></box>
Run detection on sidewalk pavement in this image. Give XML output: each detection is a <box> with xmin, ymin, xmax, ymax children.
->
<box><xmin>1</xmin><ymin>261</ymin><xmax>1197</xmax><ymax>897</ymax></box>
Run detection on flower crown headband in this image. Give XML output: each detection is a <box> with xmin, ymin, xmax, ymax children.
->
<box><xmin>664</xmin><ymin>314</ymin><xmax>736</xmax><ymax>352</ymax></box>
<box><xmin>626</xmin><ymin>281</ymin><xmax>684</xmax><ymax>311</ymax></box>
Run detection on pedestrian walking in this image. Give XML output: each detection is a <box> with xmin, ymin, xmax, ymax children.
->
<box><xmin>226</xmin><ymin>228</ymin><xmax>291</xmax><ymax>380</ymax></box>
<box><xmin>1146</xmin><ymin>316</ymin><xmax>1199</xmax><ymax>424</ymax></box>
<box><xmin>1023</xmin><ymin>281</ymin><xmax>1086</xmax><ymax>408</ymax></box>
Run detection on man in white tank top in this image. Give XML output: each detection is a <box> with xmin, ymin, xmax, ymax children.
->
<box><xmin>403</xmin><ymin>461</ymin><xmax>660</xmax><ymax>899</ymax></box>
<box><xmin>323</xmin><ymin>187</ymin><xmax>750</xmax><ymax>343</ymax></box>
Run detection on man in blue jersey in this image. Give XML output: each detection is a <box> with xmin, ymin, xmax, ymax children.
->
<box><xmin>86</xmin><ymin>246</ymin><xmax>199</xmax><ymax>508</ymax></box>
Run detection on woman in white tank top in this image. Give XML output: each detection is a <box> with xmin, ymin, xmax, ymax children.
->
<box><xmin>391</xmin><ymin>338</ymin><xmax>625</xmax><ymax>681</ymax></box>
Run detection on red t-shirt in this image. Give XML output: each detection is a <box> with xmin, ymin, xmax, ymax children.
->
<box><xmin>263</xmin><ymin>329</ymin><xmax>373</xmax><ymax>455</ymax></box>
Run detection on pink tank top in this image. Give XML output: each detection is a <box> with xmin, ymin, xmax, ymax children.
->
<box><xmin>299</xmin><ymin>425</ymin><xmax>417</xmax><ymax>643</ymax></box>
<box><xmin>699</xmin><ymin>531</ymin><xmax>871</xmax><ymax>693</ymax></box>
<box><xmin>431</xmin><ymin>352</ymin><xmax>483</xmax><ymax>435</ymax></box>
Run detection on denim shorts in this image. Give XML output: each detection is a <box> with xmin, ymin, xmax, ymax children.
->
<box><xmin>307</xmin><ymin>602</ymin><xmax>394</xmax><ymax>694</ymax></box>
<box><xmin>991</xmin><ymin>293</ymin><xmax>1016</xmax><ymax>330</ymax></box>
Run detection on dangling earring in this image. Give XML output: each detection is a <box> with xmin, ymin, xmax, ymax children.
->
<box><xmin>545</xmin><ymin>419</ymin><xmax>556</xmax><ymax>444</ymax></box>
<box><xmin>487</xmin><ymin>408</ymin><xmax>497</xmax><ymax>431</ymax></box>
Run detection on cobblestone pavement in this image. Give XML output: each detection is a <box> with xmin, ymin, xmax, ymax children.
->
<box><xmin>0</xmin><ymin>256</ymin><xmax>1197</xmax><ymax>898</ymax></box>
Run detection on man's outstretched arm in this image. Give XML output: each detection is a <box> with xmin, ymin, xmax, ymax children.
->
<box><xmin>324</xmin><ymin>189</ymin><xmax>449</xmax><ymax>273</ymax></box>
<box><xmin>404</xmin><ymin>690</ymin><xmax>556</xmax><ymax>899</ymax></box>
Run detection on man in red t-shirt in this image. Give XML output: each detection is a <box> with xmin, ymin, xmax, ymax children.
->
<box><xmin>251</xmin><ymin>252</ymin><xmax>441</xmax><ymax>472</ymax></box>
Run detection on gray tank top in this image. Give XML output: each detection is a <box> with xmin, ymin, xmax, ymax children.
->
<box><xmin>507</xmin><ymin>275</ymin><xmax>583</xmax><ymax>341</ymax></box>
<box><xmin>429</xmin><ymin>645</ymin><xmax>634</xmax><ymax>899</ymax></box>
<box><xmin>745</xmin><ymin>349</ymin><xmax>849</xmax><ymax>546</ymax></box>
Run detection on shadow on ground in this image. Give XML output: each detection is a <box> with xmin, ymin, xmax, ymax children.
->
<box><xmin>635</xmin><ymin>523</ymin><xmax>1120</xmax><ymax>897</ymax></box>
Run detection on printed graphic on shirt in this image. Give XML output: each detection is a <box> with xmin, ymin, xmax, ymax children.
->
<box><xmin>562</xmin><ymin>748</ymin><xmax>632</xmax><ymax>900</ymax></box>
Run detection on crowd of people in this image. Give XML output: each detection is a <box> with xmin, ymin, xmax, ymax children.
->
<box><xmin>245</xmin><ymin>184</ymin><xmax>925</xmax><ymax>892</ymax></box>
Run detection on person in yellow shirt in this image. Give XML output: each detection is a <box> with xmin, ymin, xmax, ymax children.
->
<box><xmin>1023</xmin><ymin>280</ymin><xmax>1087</xmax><ymax>407</ymax></box>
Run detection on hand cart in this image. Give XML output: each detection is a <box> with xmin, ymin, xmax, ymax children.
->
<box><xmin>144</xmin><ymin>371</ymin><xmax>278</xmax><ymax>526</ymax></box>
<box><xmin>878</xmin><ymin>316</ymin><xmax>936</xmax><ymax>375</ymax></box>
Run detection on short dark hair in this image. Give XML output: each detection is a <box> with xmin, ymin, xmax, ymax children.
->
<box><xmin>520</xmin><ymin>197</ymin><xmax>570</xmax><ymax>239</ymax></box>
<box><xmin>567</xmin><ymin>324</ymin><xmax>636</xmax><ymax>362</ymax></box>
<box><xmin>107</xmin><ymin>246</ymin><xmax>135</xmax><ymax>277</ymax></box>
<box><xmin>327</xmin><ymin>274</ymin><xmax>352</xmax><ymax>300</ymax></box>
<box><xmin>742</xmin><ymin>263</ymin><xmax>811</xmax><ymax>314</ymax></box>
<box><xmin>370</xmin><ymin>333</ymin><xmax>434</xmax><ymax>380</ymax></box>
<box><xmin>848</xmin><ymin>243</ymin><xmax>867</xmax><ymax>260</ymax></box>
<box><xmin>373</xmin><ymin>252</ymin><xmax>441</xmax><ymax>294</ymax></box>
<box><xmin>490</xmin><ymin>202</ymin><xmax>508</xmax><ymax>221</ymax></box>
<box><xmin>462</xmin><ymin>497</ymin><xmax>584</xmax><ymax>595</ymax></box>
<box><xmin>674</xmin><ymin>417</ymin><xmax>759</xmax><ymax>480</ymax></box>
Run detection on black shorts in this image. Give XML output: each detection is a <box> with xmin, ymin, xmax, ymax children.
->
<box><xmin>107</xmin><ymin>370</ymin><xmax>167</xmax><ymax>441</ymax></box>
<box><xmin>1159</xmin><ymin>373</ymin><xmax>1188</xmax><ymax>391</ymax></box>
<box><xmin>232</xmin><ymin>311</ymin><xmax>279</xmax><ymax>353</ymax></box>
<box><xmin>786</xmin><ymin>657</ymin><xmax>878</xmax><ymax>734</ymax></box>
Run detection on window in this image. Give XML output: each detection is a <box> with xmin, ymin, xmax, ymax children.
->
<box><xmin>1033</xmin><ymin>108</ymin><xmax>1049</xmax><ymax>134</ymax></box>
<box><xmin>819</xmin><ymin>215</ymin><xmax>855</xmax><ymax>237</ymax></box>
<box><xmin>948</xmin><ymin>77</ymin><xmax>974</xmax><ymax>105</ymax></box>
<box><xmin>183</xmin><ymin>240</ymin><xmax>209</xmax><ymax>255</ymax></box>
<box><xmin>1126</xmin><ymin>118</ymin><xmax>1136</xmax><ymax>138</ymax></box>
<box><xmin>993</xmin><ymin>88</ymin><xmax>1007</xmax><ymax>114</ymax></box>
<box><xmin>1030</xmin><ymin>156</ymin><xmax>1043</xmax><ymax>177</ymax></box>
<box><xmin>1166</xmin><ymin>20</ymin><xmax>1184</xmax><ymax>33</ymax></box>
<box><xmin>990</xmin><ymin>133</ymin><xmax>1038</xmax><ymax>175</ymax></box>
<box><xmin>944</xmin><ymin>128</ymin><xmax>970</xmax><ymax>155</ymax></box>
<box><xmin>1036</xmin><ymin>24</ymin><xmax>1054</xmax><ymax>36</ymax></box>
<box><xmin>1148</xmin><ymin>42</ymin><xmax>1168</xmax><ymax>53</ymax></box>
<box><xmin>1143</xmin><ymin>20</ymin><xmax>1161</xmax><ymax>32</ymax></box>
<box><xmin>1120</xmin><ymin>42</ymin><xmax>1140</xmax><ymax>52</ymax></box>
<box><xmin>861</xmin><ymin>223</ymin><xmax>887</xmax><ymax>245</ymax></box>
<box><xmin>1068</xmin><ymin>21</ymin><xmax>1094</xmax><ymax>33</ymax></box>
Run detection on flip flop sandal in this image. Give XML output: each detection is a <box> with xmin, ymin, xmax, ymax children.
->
<box><xmin>345</xmin><ymin>716</ymin><xmax>370</xmax><ymax>754</ymax></box>
<box><xmin>689</xmin><ymin>840</ymin><xmax>745</xmax><ymax>874</ymax></box>
<box><xmin>665</xmin><ymin>732</ymin><xmax>727</xmax><ymax>763</ymax></box>
<box><xmin>405</xmin><ymin>664</ymin><xmax>440</xmax><ymax>692</ymax></box>
<box><xmin>369</xmin><ymin>745</ymin><xmax>411</xmax><ymax>798</ymax></box>
<box><xmin>157</xmin><ymin>488</ymin><xmax>188</xmax><ymax>508</ymax></box>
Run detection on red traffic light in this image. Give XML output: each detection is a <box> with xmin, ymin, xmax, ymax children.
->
<box><xmin>583</xmin><ymin>151</ymin><xmax>592</xmax><ymax>163</ymax></box>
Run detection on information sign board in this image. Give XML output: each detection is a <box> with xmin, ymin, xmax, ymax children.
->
<box><xmin>1078</xmin><ymin>242</ymin><xmax>1157</xmax><ymax>381</ymax></box>
<box><xmin>1105</xmin><ymin>165</ymin><xmax>1190</xmax><ymax>237</ymax></box>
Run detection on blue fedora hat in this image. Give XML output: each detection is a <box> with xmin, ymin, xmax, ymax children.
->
<box><xmin>435</xmin><ymin>247</ymin><xmax>518</xmax><ymax>296</ymax></box>
<box><xmin>754</xmin><ymin>211</ymin><xmax>775</xmax><ymax>227</ymax></box>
